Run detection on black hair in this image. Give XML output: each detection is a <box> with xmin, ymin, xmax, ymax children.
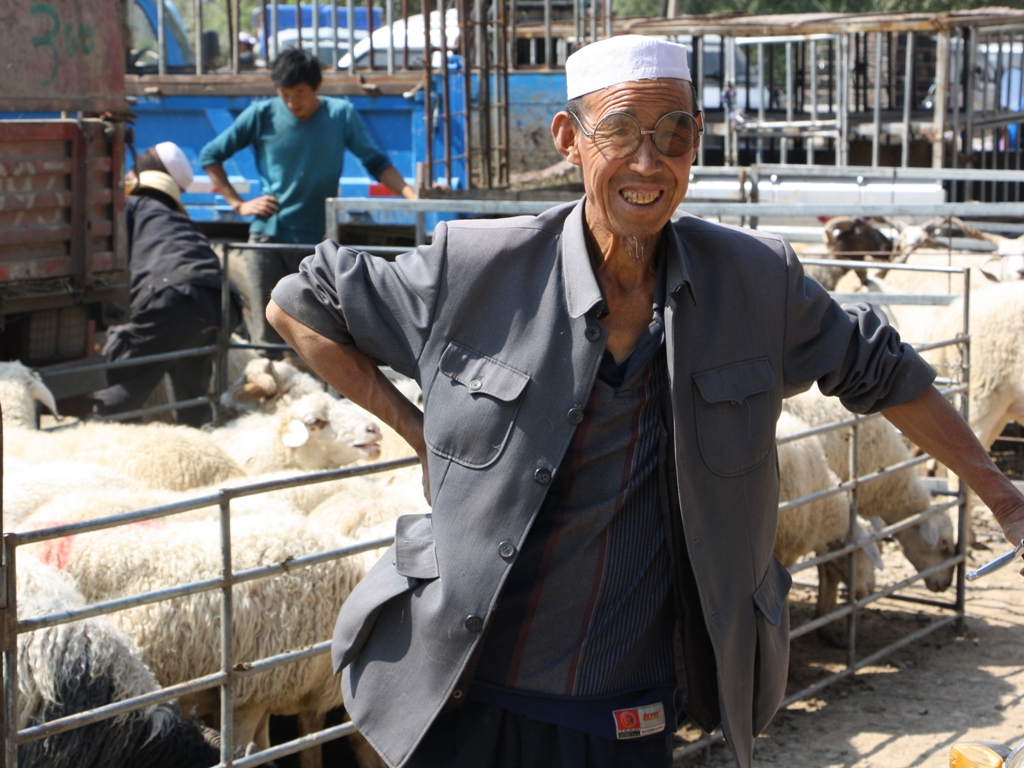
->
<box><xmin>270</xmin><ymin>49</ymin><xmax>322</xmax><ymax>89</ymax></box>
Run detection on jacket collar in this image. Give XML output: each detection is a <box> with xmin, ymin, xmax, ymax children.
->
<box><xmin>562</xmin><ymin>198</ymin><xmax>697</xmax><ymax>317</ymax></box>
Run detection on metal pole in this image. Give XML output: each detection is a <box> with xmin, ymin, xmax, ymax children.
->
<box><xmin>313</xmin><ymin>0</ymin><xmax>322</xmax><ymax>66</ymax></box>
<box><xmin>847</xmin><ymin>415</ymin><xmax>860</xmax><ymax>670</ymax></box>
<box><xmin>384</xmin><ymin>0</ymin><xmax>393</xmax><ymax>75</ymax></box>
<box><xmin>346</xmin><ymin>0</ymin><xmax>355</xmax><ymax>73</ymax></box>
<box><xmin>809</xmin><ymin>39</ymin><xmax>817</xmax><ymax>165</ymax></box>
<box><xmin>901</xmin><ymin>32</ymin><xmax>914</xmax><ymax>168</ymax></box>
<box><xmin>966</xmin><ymin>27</ymin><xmax>977</xmax><ymax>197</ymax></box>
<box><xmin>423</xmin><ymin>0</ymin><xmax>435</xmax><ymax>186</ymax></box>
<box><xmin>331</xmin><ymin>0</ymin><xmax>338</xmax><ymax>71</ymax></box>
<box><xmin>272</xmin><ymin>0</ymin><xmax>280</xmax><ymax>61</ymax></box>
<box><xmin>218</xmin><ymin>495</ymin><xmax>235</xmax><ymax>767</ymax></box>
<box><xmin>872</xmin><ymin>32</ymin><xmax>882</xmax><ymax>167</ymax></box>
<box><xmin>840</xmin><ymin>34</ymin><xmax>849</xmax><ymax>166</ymax></box>
<box><xmin>195</xmin><ymin>0</ymin><xmax>204</xmax><ymax>74</ymax></box>
<box><xmin>544</xmin><ymin>0</ymin><xmax>552</xmax><ymax>70</ymax></box>
<box><xmin>696</xmin><ymin>35</ymin><xmax>705</xmax><ymax>166</ymax></box>
<box><xmin>934</xmin><ymin>31</ymin><xmax>950</xmax><ymax>169</ymax></box>
<box><xmin>3</xmin><ymin>535</ymin><xmax>18</xmax><ymax>768</ymax></box>
<box><xmin>757</xmin><ymin>42</ymin><xmax>765</xmax><ymax>163</ymax></box>
<box><xmin>158</xmin><ymin>0</ymin><xmax>166</xmax><ymax>75</ymax></box>
<box><xmin>955</xmin><ymin>268</ymin><xmax>970</xmax><ymax>618</ymax></box>
<box><xmin>784</xmin><ymin>41</ymin><xmax>793</xmax><ymax>165</ymax></box>
<box><xmin>231</xmin><ymin>0</ymin><xmax>240</xmax><ymax>74</ymax></box>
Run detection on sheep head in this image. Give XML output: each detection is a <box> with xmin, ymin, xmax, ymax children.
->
<box><xmin>0</xmin><ymin>362</ymin><xmax>60</xmax><ymax>428</ymax></box>
<box><xmin>890</xmin><ymin>512</ymin><xmax>956</xmax><ymax>592</ymax></box>
<box><xmin>278</xmin><ymin>393</ymin><xmax>383</xmax><ymax>470</ymax></box>
<box><xmin>823</xmin><ymin>217</ymin><xmax>892</xmax><ymax>259</ymax></box>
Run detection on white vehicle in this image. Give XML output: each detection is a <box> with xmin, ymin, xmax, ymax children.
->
<box><xmin>265</xmin><ymin>26</ymin><xmax>367</xmax><ymax>66</ymax></box>
<box><xmin>338</xmin><ymin>8</ymin><xmax>459</xmax><ymax>69</ymax></box>
<box><xmin>668</xmin><ymin>34</ymin><xmax>771</xmax><ymax>112</ymax></box>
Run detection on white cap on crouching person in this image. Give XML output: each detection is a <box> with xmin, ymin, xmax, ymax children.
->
<box><xmin>564</xmin><ymin>35</ymin><xmax>691</xmax><ymax>100</ymax></box>
<box><xmin>153</xmin><ymin>141</ymin><xmax>194</xmax><ymax>192</ymax></box>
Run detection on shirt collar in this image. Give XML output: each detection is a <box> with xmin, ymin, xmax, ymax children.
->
<box><xmin>562</xmin><ymin>198</ymin><xmax>697</xmax><ymax>316</ymax></box>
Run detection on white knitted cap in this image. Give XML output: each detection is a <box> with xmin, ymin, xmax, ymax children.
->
<box><xmin>153</xmin><ymin>141</ymin><xmax>194</xmax><ymax>192</ymax></box>
<box><xmin>565</xmin><ymin>35</ymin><xmax>691</xmax><ymax>100</ymax></box>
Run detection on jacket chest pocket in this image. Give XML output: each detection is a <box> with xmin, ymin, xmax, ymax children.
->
<box><xmin>692</xmin><ymin>358</ymin><xmax>774</xmax><ymax>476</ymax></box>
<box><xmin>425</xmin><ymin>341</ymin><xmax>530</xmax><ymax>469</ymax></box>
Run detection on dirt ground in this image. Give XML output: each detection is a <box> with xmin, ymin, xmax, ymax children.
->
<box><xmin>674</xmin><ymin>502</ymin><xmax>1024</xmax><ymax>768</ymax></box>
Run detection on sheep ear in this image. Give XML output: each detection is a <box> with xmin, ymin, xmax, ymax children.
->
<box><xmin>854</xmin><ymin>525</ymin><xmax>885</xmax><ymax>570</ymax></box>
<box><xmin>29</xmin><ymin>372</ymin><xmax>60</xmax><ymax>419</ymax></box>
<box><xmin>919</xmin><ymin>517</ymin><xmax>940</xmax><ymax>548</ymax></box>
<box><xmin>282</xmin><ymin>419</ymin><xmax>310</xmax><ymax>448</ymax></box>
<box><xmin>245</xmin><ymin>743</ymin><xmax>259</xmax><ymax>757</ymax></box>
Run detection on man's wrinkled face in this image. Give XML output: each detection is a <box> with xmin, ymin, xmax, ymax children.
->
<box><xmin>277</xmin><ymin>83</ymin><xmax>321</xmax><ymax>121</ymax></box>
<box><xmin>571</xmin><ymin>79</ymin><xmax>700</xmax><ymax>247</ymax></box>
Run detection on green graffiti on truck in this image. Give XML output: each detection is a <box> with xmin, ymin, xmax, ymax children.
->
<box><xmin>31</xmin><ymin>3</ymin><xmax>95</xmax><ymax>88</ymax></box>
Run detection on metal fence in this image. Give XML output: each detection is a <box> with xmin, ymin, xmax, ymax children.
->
<box><xmin>0</xmin><ymin>202</ymin><xmax>1005</xmax><ymax>765</ymax></box>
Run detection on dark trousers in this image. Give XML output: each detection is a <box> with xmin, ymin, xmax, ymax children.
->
<box><xmin>93</xmin><ymin>286</ymin><xmax>225</xmax><ymax>427</ymax></box>
<box><xmin>241</xmin><ymin>233</ymin><xmax>310</xmax><ymax>348</ymax></box>
<box><xmin>403</xmin><ymin>700</ymin><xmax>674</xmax><ymax>768</ymax></box>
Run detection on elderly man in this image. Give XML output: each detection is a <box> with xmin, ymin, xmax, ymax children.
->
<box><xmin>267</xmin><ymin>36</ymin><xmax>1024</xmax><ymax>768</ymax></box>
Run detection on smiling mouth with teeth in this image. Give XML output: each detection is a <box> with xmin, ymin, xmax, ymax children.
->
<box><xmin>621</xmin><ymin>190</ymin><xmax>661</xmax><ymax>205</ymax></box>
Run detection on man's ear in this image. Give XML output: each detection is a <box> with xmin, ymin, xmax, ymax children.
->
<box><xmin>551</xmin><ymin>111</ymin><xmax>582</xmax><ymax>166</ymax></box>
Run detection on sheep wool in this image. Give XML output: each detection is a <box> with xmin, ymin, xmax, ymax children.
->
<box><xmin>15</xmin><ymin>555</ymin><xmax>223</xmax><ymax>768</ymax></box>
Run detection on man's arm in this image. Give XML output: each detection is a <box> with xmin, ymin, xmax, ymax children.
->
<box><xmin>376</xmin><ymin>166</ymin><xmax>418</xmax><ymax>200</ymax></box>
<box><xmin>266</xmin><ymin>299</ymin><xmax>430</xmax><ymax>497</ymax></box>
<box><xmin>883</xmin><ymin>385</ymin><xmax>1024</xmax><ymax>556</ymax></box>
<box><xmin>203</xmin><ymin>162</ymin><xmax>280</xmax><ymax>218</ymax></box>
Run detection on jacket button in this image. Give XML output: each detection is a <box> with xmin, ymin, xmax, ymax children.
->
<box><xmin>498</xmin><ymin>541</ymin><xmax>516</xmax><ymax>560</ymax></box>
<box><xmin>464</xmin><ymin>615</ymin><xmax>483</xmax><ymax>633</ymax></box>
<box><xmin>567</xmin><ymin>407</ymin><xmax>584</xmax><ymax>425</ymax></box>
<box><xmin>534</xmin><ymin>468</ymin><xmax>552</xmax><ymax>485</ymax></box>
<box><xmin>584</xmin><ymin>325</ymin><xmax>601</xmax><ymax>342</ymax></box>
<box><xmin>468</xmin><ymin>378</ymin><xmax>483</xmax><ymax>391</ymax></box>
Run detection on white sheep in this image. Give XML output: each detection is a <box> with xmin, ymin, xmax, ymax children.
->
<box><xmin>219</xmin><ymin>356</ymin><xmax>327</xmax><ymax>416</ymax></box>
<box><xmin>0</xmin><ymin>361</ymin><xmax>60</xmax><ymax>429</ymax></box>
<box><xmin>3</xmin><ymin>459</ymin><xmax>154</xmax><ymax>528</ymax></box>
<box><xmin>20</xmin><ymin>504</ymin><xmax>381</xmax><ymax>765</ymax></box>
<box><xmin>208</xmin><ymin>391</ymin><xmax>383</xmax><ymax>474</ymax></box>
<box><xmin>774</xmin><ymin>411</ymin><xmax>880</xmax><ymax>620</ymax></box>
<box><xmin>5</xmin><ymin>421</ymin><xmax>244</xmax><ymax>491</ymax></box>
<box><xmin>783</xmin><ymin>387</ymin><xmax>955</xmax><ymax>592</ymax></box>
<box><xmin>928</xmin><ymin>280</ymin><xmax>1024</xmax><ymax>451</ymax></box>
<box><xmin>14</xmin><ymin>553</ymin><xmax>230</xmax><ymax>767</ymax></box>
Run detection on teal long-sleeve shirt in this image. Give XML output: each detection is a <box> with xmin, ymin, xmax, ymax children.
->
<box><xmin>199</xmin><ymin>96</ymin><xmax>393</xmax><ymax>244</ymax></box>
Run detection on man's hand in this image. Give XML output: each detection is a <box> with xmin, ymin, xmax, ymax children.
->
<box><xmin>883</xmin><ymin>385</ymin><xmax>1024</xmax><ymax>577</ymax></box>
<box><xmin>236</xmin><ymin>195</ymin><xmax>280</xmax><ymax>217</ymax></box>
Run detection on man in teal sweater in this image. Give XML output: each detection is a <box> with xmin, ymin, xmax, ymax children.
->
<box><xmin>200</xmin><ymin>49</ymin><xmax>416</xmax><ymax>347</ymax></box>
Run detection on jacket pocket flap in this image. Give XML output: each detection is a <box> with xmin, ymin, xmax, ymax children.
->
<box><xmin>693</xmin><ymin>358</ymin><xmax>773</xmax><ymax>405</ymax></box>
<box><xmin>439</xmin><ymin>341</ymin><xmax>529</xmax><ymax>402</ymax></box>
<box><xmin>332</xmin><ymin>546</ymin><xmax>419</xmax><ymax>672</ymax></box>
<box><xmin>395</xmin><ymin>514</ymin><xmax>439</xmax><ymax>579</ymax></box>
<box><xmin>753</xmin><ymin>556</ymin><xmax>793</xmax><ymax>627</ymax></box>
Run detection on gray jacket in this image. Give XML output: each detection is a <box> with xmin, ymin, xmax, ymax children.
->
<box><xmin>272</xmin><ymin>200</ymin><xmax>935</xmax><ymax>768</ymax></box>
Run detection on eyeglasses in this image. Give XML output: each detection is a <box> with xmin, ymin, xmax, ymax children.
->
<box><xmin>568</xmin><ymin>109</ymin><xmax>704</xmax><ymax>159</ymax></box>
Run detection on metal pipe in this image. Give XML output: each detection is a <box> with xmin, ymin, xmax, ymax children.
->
<box><xmin>331</xmin><ymin>0</ymin><xmax>338</xmax><ymax>71</ymax></box>
<box><xmin>544</xmin><ymin>0</ymin><xmax>552</xmax><ymax>69</ymax></box>
<box><xmin>385</xmin><ymin>0</ymin><xmax>393</xmax><ymax>75</ymax></box>
<box><xmin>902</xmin><ymin>32</ymin><xmax>914</xmax><ymax>167</ymax></box>
<box><xmin>3</xmin><ymin>536</ymin><xmax>18</xmax><ymax>768</ymax></box>
<box><xmin>784</xmin><ymin>41</ymin><xmax>793</xmax><ymax>164</ymax></box>
<box><xmin>809</xmin><ymin>38</ymin><xmax>818</xmax><ymax>164</ymax></box>
<box><xmin>158</xmin><ymin>0</ymin><xmax>167</xmax><ymax>75</ymax></box>
<box><xmin>872</xmin><ymin>32</ymin><xmax>882</xmax><ymax>167</ymax></box>
<box><xmin>934</xmin><ymin>30</ymin><xmax>950</xmax><ymax>169</ymax></box>
<box><xmin>218</xmin><ymin>496</ymin><xmax>234</xmax><ymax>766</ymax></box>
<box><xmin>346</xmin><ymin>0</ymin><xmax>355</xmax><ymax>73</ymax></box>
<box><xmin>195</xmin><ymin>0</ymin><xmax>204</xmax><ymax>74</ymax></box>
<box><xmin>313</xmin><ymin>0</ymin><xmax>322</xmax><ymax>65</ymax></box>
<box><xmin>272</xmin><ymin>0</ymin><xmax>280</xmax><ymax>61</ymax></box>
<box><xmin>231</xmin><ymin>0</ymin><xmax>240</xmax><ymax>74</ymax></box>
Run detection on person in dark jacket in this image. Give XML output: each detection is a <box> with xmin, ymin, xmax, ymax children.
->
<box><xmin>92</xmin><ymin>142</ymin><xmax>239</xmax><ymax>427</ymax></box>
